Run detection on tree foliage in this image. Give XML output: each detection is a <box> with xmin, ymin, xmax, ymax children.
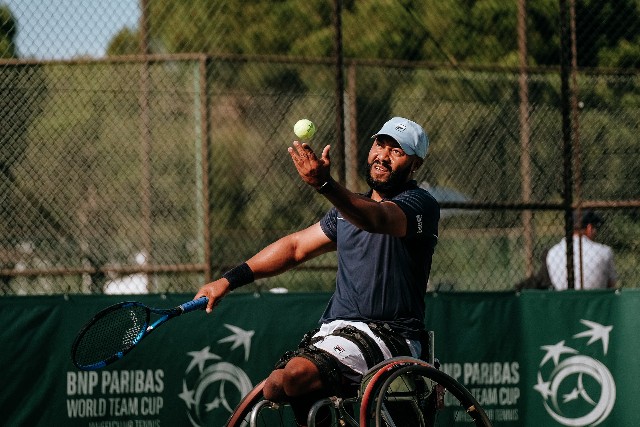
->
<box><xmin>105</xmin><ymin>0</ymin><xmax>639</xmax><ymax>67</ymax></box>
<box><xmin>2</xmin><ymin>1</ymin><xmax>639</xmax><ymax>293</ymax></box>
<box><xmin>0</xmin><ymin>5</ymin><xmax>17</xmax><ymax>59</ymax></box>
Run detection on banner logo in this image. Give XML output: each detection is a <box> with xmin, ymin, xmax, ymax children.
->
<box><xmin>179</xmin><ymin>324</ymin><xmax>255</xmax><ymax>427</ymax></box>
<box><xmin>534</xmin><ymin>319</ymin><xmax>615</xmax><ymax>426</ymax></box>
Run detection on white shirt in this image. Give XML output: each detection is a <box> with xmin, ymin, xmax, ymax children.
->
<box><xmin>546</xmin><ymin>235</ymin><xmax>617</xmax><ymax>290</ymax></box>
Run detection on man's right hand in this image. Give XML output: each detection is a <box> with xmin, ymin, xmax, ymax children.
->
<box><xmin>288</xmin><ymin>141</ymin><xmax>331</xmax><ymax>189</ymax></box>
<box><xmin>194</xmin><ymin>278</ymin><xmax>231</xmax><ymax>313</ymax></box>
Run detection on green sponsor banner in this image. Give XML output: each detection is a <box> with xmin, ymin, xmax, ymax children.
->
<box><xmin>425</xmin><ymin>292</ymin><xmax>523</xmax><ymax>424</ymax></box>
<box><xmin>1</xmin><ymin>293</ymin><xmax>325</xmax><ymax>427</ymax></box>
<box><xmin>424</xmin><ymin>290</ymin><xmax>638</xmax><ymax>426</ymax></box>
<box><xmin>1</xmin><ymin>290</ymin><xmax>637</xmax><ymax>426</ymax></box>
<box><xmin>517</xmin><ymin>290</ymin><xmax>639</xmax><ymax>426</ymax></box>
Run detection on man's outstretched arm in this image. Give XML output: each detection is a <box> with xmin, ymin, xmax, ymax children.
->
<box><xmin>194</xmin><ymin>222</ymin><xmax>334</xmax><ymax>312</ymax></box>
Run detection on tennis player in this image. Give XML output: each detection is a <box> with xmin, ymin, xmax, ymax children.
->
<box><xmin>195</xmin><ymin>117</ymin><xmax>440</xmax><ymax>426</ymax></box>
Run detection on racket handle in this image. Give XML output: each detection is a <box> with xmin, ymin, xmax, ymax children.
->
<box><xmin>180</xmin><ymin>296</ymin><xmax>209</xmax><ymax>313</ymax></box>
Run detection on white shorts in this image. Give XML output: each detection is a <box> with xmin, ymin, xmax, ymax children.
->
<box><xmin>311</xmin><ymin>320</ymin><xmax>421</xmax><ymax>375</ymax></box>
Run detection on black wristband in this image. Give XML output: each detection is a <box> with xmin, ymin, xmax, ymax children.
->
<box><xmin>222</xmin><ymin>262</ymin><xmax>255</xmax><ymax>290</ymax></box>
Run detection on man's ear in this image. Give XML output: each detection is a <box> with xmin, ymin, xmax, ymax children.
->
<box><xmin>412</xmin><ymin>158</ymin><xmax>424</xmax><ymax>172</ymax></box>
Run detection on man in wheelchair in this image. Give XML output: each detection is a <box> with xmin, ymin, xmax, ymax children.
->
<box><xmin>195</xmin><ymin>117</ymin><xmax>439</xmax><ymax>426</ymax></box>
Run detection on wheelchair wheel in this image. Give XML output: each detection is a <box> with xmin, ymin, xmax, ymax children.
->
<box><xmin>225</xmin><ymin>380</ymin><xmax>268</xmax><ymax>427</ymax></box>
<box><xmin>360</xmin><ymin>362</ymin><xmax>492</xmax><ymax>427</ymax></box>
<box><xmin>226</xmin><ymin>380</ymin><xmax>350</xmax><ymax>427</ymax></box>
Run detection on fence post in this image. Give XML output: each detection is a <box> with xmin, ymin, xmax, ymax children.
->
<box><xmin>559</xmin><ymin>0</ymin><xmax>575</xmax><ymax>289</ymax></box>
<box><xmin>138</xmin><ymin>0</ymin><xmax>153</xmax><ymax>291</ymax></box>
<box><xmin>346</xmin><ymin>62</ymin><xmax>359</xmax><ymax>192</ymax></box>
<box><xmin>199</xmin><ymin>56</ymin><xmax>212</xmax><ymax>283</ymax></box>
<box><xmin>518</xmin><ymin>0</ymin><xmax>534</xmax><ymax>277</ymax></box>
<box><xmin>569</xmin><ymin>0</ymin><xmax>585</xmax><ymax>289</ymax></box>
<box><xmin>332</xmin><ymin>0</ymin><xmax>345</xmax><ymax>185</ymax></box>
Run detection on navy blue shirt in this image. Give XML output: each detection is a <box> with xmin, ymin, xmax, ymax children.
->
<box><xmin>319</xmin><ymin>181</ymin><xmax>439</xmax><ymax>339</ymax></box>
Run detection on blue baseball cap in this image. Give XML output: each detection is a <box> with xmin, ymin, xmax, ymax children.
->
<box><xmin>373</xmin><ymin>117</ymin><xmax>429</xmax><ymax>159</ymax></box>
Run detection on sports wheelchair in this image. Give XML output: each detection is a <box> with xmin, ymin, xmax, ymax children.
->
<box><xmin>226</xmin><ymin>332</ymin><xmax>492</xmax><ymax>427</ymax></box>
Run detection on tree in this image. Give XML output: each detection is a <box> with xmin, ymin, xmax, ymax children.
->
<box><xmin>0</xmin><ymin>5</ymin><xmax>17</xmax><ymax>59</ymax></box>
<box><xmin>1</xmin><ymin>6</ymin><xmax>48</xmax><ymax>294</ymax></box>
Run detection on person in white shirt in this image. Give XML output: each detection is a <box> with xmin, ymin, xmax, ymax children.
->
<box><xmin>546</xmin><ymin>210</ymin><xmax>618</xmax><ymax>290</ymax></box>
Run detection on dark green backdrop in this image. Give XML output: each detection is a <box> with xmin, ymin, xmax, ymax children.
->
<box><xmin>1</xmin><ymin>290</ymin><xmax>636</xmax><ymax>426</ymax></box>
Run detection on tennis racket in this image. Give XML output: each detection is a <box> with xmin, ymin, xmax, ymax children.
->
<box><xmin>71</xmin><ymin>296</ymin><xmax>208</xmax><ymax>371</ymax></box>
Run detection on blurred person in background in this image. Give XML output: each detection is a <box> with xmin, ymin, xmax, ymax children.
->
<box><xmin>546</xmin><ymin>209</ymin><xmax>617</xmax><ymax>290</ymax></box>
<box><xmin>195</xmin><ymin>117</ymin><xmax>439</xmax><ymax>426</ymax></box>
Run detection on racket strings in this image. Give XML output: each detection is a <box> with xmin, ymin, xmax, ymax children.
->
<box><xmin>74</xmin><ymin>305</ymin><xmax>148</xmax><ymax>366</ymax></box>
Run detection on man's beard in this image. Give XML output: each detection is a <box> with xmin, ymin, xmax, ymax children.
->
<box><xmin>366</xmin><ymin>161</ymin><xmax>412</xmax><ymax>195</ymax></box>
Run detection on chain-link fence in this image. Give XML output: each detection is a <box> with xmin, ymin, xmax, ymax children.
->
<box><xmin>1</xmin><ymin>1</ymin><xmax>639</xmax><ymax>295</ymax></box>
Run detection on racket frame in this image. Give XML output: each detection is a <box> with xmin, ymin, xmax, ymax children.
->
<box><xmin>71</xmin><ymin>297</ymin><xmax>207</xmax><ymax>370</ymax></box>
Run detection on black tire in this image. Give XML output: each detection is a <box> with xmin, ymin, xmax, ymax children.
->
<box><xmin>362</xmin><ymin>363</ymin><xmax>492</xmax><ymax>427</ymax></box>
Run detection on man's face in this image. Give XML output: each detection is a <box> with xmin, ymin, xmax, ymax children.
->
<box><xmin>366</xmin><ymin>136</ymin><xmax>418</xmax><ymax>193</ymax></box>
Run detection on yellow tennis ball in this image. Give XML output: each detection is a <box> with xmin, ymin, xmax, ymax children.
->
<box><xmin>294</xmin><ymin>119</ymin><xmax>316</xmax><ymax>140</ymax></box>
